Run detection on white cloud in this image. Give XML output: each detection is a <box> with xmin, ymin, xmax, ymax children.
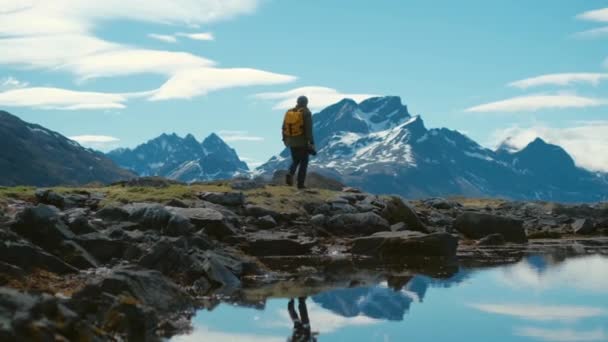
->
<box><xmin>218</xmin><ymin>130</ymin><xmax>265</xmax><ymax>142</ymax></box>
<box><xmin>0</xmin><ymin>76</ymin><xmax>29</xmax><ymax>90</ymax></box>
<box><xmin>270</xmin><ymin>302</ymin><xmax>380</xmax><ymax>334</ymax></box>
<box><xmin>171</xmin><ymin>325</ymin><xmax>283</xmax><ymax>342</ymax></box>
<box><xmin>69</xmin><ymin>135</ymin><xmax>120</xmax><ymax>143</ymax></box>
<box><xmin>176</xmin><ymin>32</ymin><xmax>215</xmax><ymax>41</ymax></box>
<box><xmin>0</xmin><ymin>1</ymin><xmax>300</xmax><ymax>106</ymax></box>
<box><xmin>465</xmin><ymin>94</ymin><xmax>606</xmax><ymax>113</ymax></box>
<box><xmin>577</xmin><ymin>8</ymin><xmax>608</xmax><ymax>22</ymax></box>
<box><xmin>490</xmin><ymin>123</ymin><xmax>608</xmax><ymax>172</ymax></box>
<box><xmin>508</xmin><ymin>73</ymin><xmax>608</xmax><ymax>89</ymax></box>
<box><xmin>496</xmin><ymin>256</ymin><xmax>608</xmax><ymax>293</ymax></box>
<box><xmin>148</xmin><ymin>33</ymin><xmax>177</xmax><ymax>43</ymax></box>
<box><xmin>69</xmin><ymin>135</ymin><xmax>121</xmax><ymax>151</ymax></box>
<box><xmin>515</xmin><ymin>327</ymin><xmax>606</xmax><ymax>342</ymax></box>
<box><xmin>150</xmin><ymin>68</ymin><xmax>296</xmax><ymax>101</ymax></box>
<box><xmin>470</xmin><ymin>303</ymin><xmax>607</xmax><ymax>322</ymax></box>
<box><xmin>0</xmin><ymin>87</ymin><xmax>128</xmax><ymax>110</ymax></box>
<box><xmin>255</xmin><ymin>86</ymin><xmax>378</xmax><ymax>111</ymax></box>
<box><xmin>573</xmin><ymin>26</ymin><xmax>608</xmax><ymax>39</ymax></box>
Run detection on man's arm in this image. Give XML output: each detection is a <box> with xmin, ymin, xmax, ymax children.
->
<box><xmin>305</xmin><ymin>109</ymin><xmax>315</xmax><ymax>145</ymax></box>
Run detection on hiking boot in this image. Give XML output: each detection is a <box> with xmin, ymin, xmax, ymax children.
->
<box><xmin>286</xmin><ymin>173</ymin><xmax>294</xmax><ymax>186</ymax></box>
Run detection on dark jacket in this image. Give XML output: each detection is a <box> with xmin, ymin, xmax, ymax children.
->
<box><xmin>283</xmin><ymin>105</ymin><xmax>314</xmax><ymax>148</ymax></box>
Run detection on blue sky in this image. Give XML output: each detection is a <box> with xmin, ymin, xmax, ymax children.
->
<box><xmin>1</xmin><ymin>1</ymin><xmax>608</xmax><ymax>170</ymax></box>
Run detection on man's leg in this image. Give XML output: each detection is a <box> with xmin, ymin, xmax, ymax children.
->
<box><xmin>287</xmin><ymin>147</ymin><xmax>300</xmax><ymax>186</ymax></box>
<box><xmin>296</xmin><ymin>148</ymin><xmax>309</xmax><ymax>189</ymax></box>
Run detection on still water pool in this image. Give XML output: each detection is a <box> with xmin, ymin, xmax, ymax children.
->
<box><xmin>174</xmin><ymin>255</ymin><xmax>608</xmax><ymax>342</ymax></box>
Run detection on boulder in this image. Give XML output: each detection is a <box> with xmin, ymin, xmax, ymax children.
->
<box><xmin>138</xmin><ymin>239</ymin><xmax>200</xmax><ymax>279</ymax></box>
<box><xmin>0</xmin><ymin>288</ymin><xmax>99</xmax><ymax>341</ymax></box>
<box><xmin>390</xmin><ymin>222</ymin><xmax>408</xmax><ymax>232</ymax></box>
<box><xmin>96</xmin><ymin>205</ymin><xmax>130</xmax><ymax>221</ymax></box>
<box><xmin>73</xmin><ymin>233</ymin><xmax>131</xmax><ymax>263</ymax></box>
<box><xmin>74</xmin><ymin>266</ymin><xmax>192</xmax><ymax>313</ymax></box>
<box><xmin>201</xmin><ymin>252</ymin><xmax>241</xmax><ymax>290</ymax></box>
<box><xmin>240</xmin><ymin>231</ymin><xmax>316</xmax><ymax>256</ymax></box>
<box><xmin>453</xmin><ymin>212</ymin><xmax>527</xmax><ymax>243</ymax></box>
<box><xmin>169</xmin><ymin>207</ymin><xmax>237</xmax><ymax>239</ymax></box>
<box><xmin>0</xmin><ymin>241</ymin><xmax>78</xmax><ymax>274</ymax></box>
<box><xmin>572</xmin><ymin>219</ymin><xmax>596</xmax><ymax>235</ymax></box>
<box><xmin>62</xmin><ymin>208</ymin><xmax>97</xmax><ymax>235</ymax></box>
<box><xmin>126</xmin><ymin>203</ymin><xmax>172</xmax><ymax>230</ymax></box>
<box><xmin>35</xmin><ymin>189</ymin><xmax>67</xmax><ymax>208</ymax></box>
<box><xmin>310</xmin><ymin>214</ymin><xmax>326</xmax><ymax>227</ymax></box>
<box><xmin>199</xmin><ymin>192</ymin><xmax>245</xmax><ymax>206</ymax></box>
<box><xmin>477</xmin><ymin>233</ymin><xmax>506</xmax><ymax>246</ymax></box>
<box><xmin>351</xmin><ymin>232</ymin><xmax>458</xmax><ymax>259</ymax></box>
<box><xmin>255</xmin><ymin>215</ymin><xmax>277</xmax><ymax>229</ymax></box>
<box><xmin>11</xmin><ymin>204</ymin><xmax>75</xmax><ymax>250</ymax></box>
<box><xmin>244</xmin><ymin>204</ymin><xmax>281</xmax><ymax>219</ymax></box>
<box><xmin>163</xmin><ymin>214</ymin><xmax>195</xmax><ymax>237</ymax></box>
<box><xmin>423</xmin><ymin>198</ymin><xmax>459</xmax><ymax>210</ymax></box>
<box><xmin>379</xmin><ymin>196</ymin><xmax>428</xmax><ymax>233</ymax></box>
<box><xmin>326</xmin><ymin>212</ymin><xmax>390</xmax><ymax>236</ymax></box>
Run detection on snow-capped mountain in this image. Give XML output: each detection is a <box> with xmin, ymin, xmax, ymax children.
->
<box><xmin>258</xmin><ymin>96</ymin><xmax>608</xmax><ymax>202</ymax></box>
<box><xmin>0</xmin><ymin>110</ymin><xmax>133</xmax><ymax>186</ymax></box>
<box><xmin>108</xmin><ymin>133</ymin><xmax>248</xmax><ymax>183</ymax></box>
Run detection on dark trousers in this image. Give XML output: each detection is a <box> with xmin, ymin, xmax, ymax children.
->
<box><xmin>289</xmin><ymin>147</ymin><xmax>309</xmax><ymax>187</ymax></box>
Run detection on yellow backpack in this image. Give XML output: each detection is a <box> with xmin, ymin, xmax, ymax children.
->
<box><xmin>282</xmin><ymin>108</ymin><xmax>305</xmax><ymax>137</ymax></box>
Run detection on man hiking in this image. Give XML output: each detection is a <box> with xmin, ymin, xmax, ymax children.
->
<box><xmin>282</xmin><ymin>96</ymin><xmax>316</xmax><ymax>189</ymax></box>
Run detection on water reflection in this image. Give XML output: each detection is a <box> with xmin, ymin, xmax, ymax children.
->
<box><xmin>175</xmin><ymin>255</ymin><xmax>608</xmax><ymax>342</ymax></box>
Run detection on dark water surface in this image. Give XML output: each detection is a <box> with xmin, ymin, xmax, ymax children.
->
<box><xmin>173</xmin><ymin>255</ymin><xmax>608</xmax><ymax>342</ymax></box>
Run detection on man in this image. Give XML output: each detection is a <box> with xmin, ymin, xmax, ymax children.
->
<box><xmin>287</xmin><ymin>297</ymin><xmax>318</xmax><ymax>342</ymax></box>
<box><xmin>282</xmin><ymin>96</ymin><xmax>316</xmax><ymax>189</ymax></box>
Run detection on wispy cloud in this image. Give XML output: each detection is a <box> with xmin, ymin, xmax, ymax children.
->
<box><xmin>0</xmin><ymin>76</ymin><xmax>29</xmax><ymax>90</ymax></box>
<box><xmin>573</xmin><ymin>26</ymin><xmax>608</xmax><ymax>39</ymax></box>
<box><xmin>148</xmin><ymin>33</ymin><xmax>178</xmax><ymax>43</ymax></box>
<box><xmin>218</xmin><ymin>130</ymin><xmax>265</xmax><ymax>142</ymax></box>
<box><xmin>490</xmin><ymin>122</ymin><xmax>608</xmax><ymax>172</ymax></box>
<box><xmin>0</xmin><ymin>1</ymin><xmax>299</xmax><ymax>107</ymax></box>
<box><xmin>496</xmin><ymin>256</ymin><xmax>608</xmax><ymax>293</ymax></box>
<box><xmin>470</xmin><ymin>303</ymin><xmax>607</xmax><ymax>322</ymax></box>
<box><xmin>176</xmin><ymin>32</ymin><xmax>215</xmax><ymax>41</ymax></box>
<box><xmin>508</xmin><ymin>73</ymin><xmax>608</xmax><ymax>89</ymax></box>
<box><xmin>172</xmin><ymin>325</ymin><xmax>283</xmax><ymax>342</ymax></box>
<box><xmin>69</xmin><ymin>135</ymin><xmax>120</xmax><ymax>151</ymax></box>
<box><xmin>255</xmin><ymin>86</ymin><xmax>378</xmax><ymax>110</ymax></box>
<box><xmin>514</xmin><ymin>327</ymin><xmax>607</xmax><ymax>342</ymax></box>
<box><xmin>465</xmin><ymin>94</ymin><xmax>606</xmax><ymax>113</ymax></box>
<box><xmin>150</xmin><ymin>68</ymin><xmax>296</xmax><ymax>101</ymax></box>
<box><xmin>577</xmin><ymin>8</ymin><xmax>608</xmax><ymax>22</ymax></box>
<box><xmin>0</xmin><ymin>87</ymin><xmax>128</xmax><ymax>110</ymax></box>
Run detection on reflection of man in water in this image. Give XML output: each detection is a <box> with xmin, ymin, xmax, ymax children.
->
<box><xmin>287</xmin><ymin>297</ymin><xmax>318</xmax><ymax>342</ymax></box>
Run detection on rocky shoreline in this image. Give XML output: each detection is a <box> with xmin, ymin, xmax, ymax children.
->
<box><xmin>1</xmin><ymin>179</ymin><xmax>607</xmax><ymax>341</ymax></box>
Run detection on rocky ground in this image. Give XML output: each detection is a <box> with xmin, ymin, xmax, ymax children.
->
<box><xmin>1</xmin><ymin>176</ymin><xmax>607</xmax><ymax>341</ymax></box>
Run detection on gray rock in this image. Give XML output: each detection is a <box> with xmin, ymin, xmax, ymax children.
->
<box><xmin>255</xmin><ymin>215</ymin><xmax>277</xmax><ymax>229</ymax></box>
<box><xmin>74</xmin><ymin>233</ymin><xmax>130</xmax><ymax>263</ymax></box>
<box><xmin>241</xmin><ymin>231</ymin><xmax>316</xmax><ymax>256</ymax></box>
<box><xmin>424</xmin><ymin>198</ymin><xmax>459</xmax><ymax>210</ymax></box>
<box><xmin>202</xmin><ymin>251</ymin><xmax>242</xmax><ymax>290</ymax></box>
<box><xmin>126</xmin><ymin>203</ymin><xmax>172</xmax><ymax>230</ymax></box>
<box><xmin>62</xmin><ymin>208</ymin><xmax>96</xmax><ymax>235</ymax></box>
<box><xmin>244</xmin><ymin>204</ymin><xmax>281</xmax><ymax>219</ymax></box>
<box><xmin>453</xmin><ymin>212</ymin><xmax>527</xmax><ymax>243</ymax></box>
<box><xmin>572</xmin><ymin>218</ymin><xmax>596</xmax><ymax>235</ymax></box>
<box><xmin>96</xmin><ymin>205</ymin><xmax>130</xmax><ymax>221</ymax></box>
<box><xmin>12</xmin><ymin>204</ymin><xmax>75</xmax><ymax>249</ymax></box>
<box><xmin>168</xmin><ymin>207</ymin><xmax>237</xmax><ymax>239</ymax></box>
<box><xmin>390</xmin><ymin>222</ymin><xmax>408</xmax><ymax>232</ymax></box>
<box><xmin>379</xmin><ymin>196</ymin><xmax>429</xmax><ymax>233</ymax></box>
<box><xmin>326</xmin><ymin>212</ymin><xmax>390</xmax><ymax>236</ymax></box>
<box><xmin>0</xmin><ymin>241</ymin><xmax>78</xmax><ymax>274</ymax></box>
<box><xmin>163</xmin><ymin>214</ymin><xmax>195</xmax><ymax>236</ymax></box>
<box><xmin>200</xmin><ymin>192</ymin><xmax>245</xmax><ymax>206</ymax></box>
<box><xmin>351</xmin><ymin>232</ymin><xmax>458</xmax><ymax>259</ymax></box>
<box><xmin>477</xmin><ymin>233</ymin><xmax>506</xmax><ymax>246</ymax></box>
<box><xmin>310</xmin><ymin>214</ymin><xmax>326</xmax><ymax>227</ymax></box>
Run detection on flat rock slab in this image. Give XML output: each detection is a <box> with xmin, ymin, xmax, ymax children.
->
<box><xmin>326</xmin><ymin>212</ymin><xmax>390</xmax><ymax>236</ymax></box>
<box><xmin>351</xmin><ymin>232</ymin><xmax>458</xmax><ymax>259</ymax></box>
<box><xmin>168</xmin><ymin>207</ymin><xmax>237</xmax><ymax>239</ymax></box>
<box><xmin>454</xmin><ymin>212</ymin><xmax>527</xmax><ymax>243</ymax></box>
<box><xmin>241</xmin><ymin>231</ymin><xmax>317</xmax><ymax>257</ymax></box>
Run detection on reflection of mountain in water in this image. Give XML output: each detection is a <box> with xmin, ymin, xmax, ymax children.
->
<box><xmin>312</xmin><ymin>270</ymin><xmax>471</xmax><ymax>321</ymax></box>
